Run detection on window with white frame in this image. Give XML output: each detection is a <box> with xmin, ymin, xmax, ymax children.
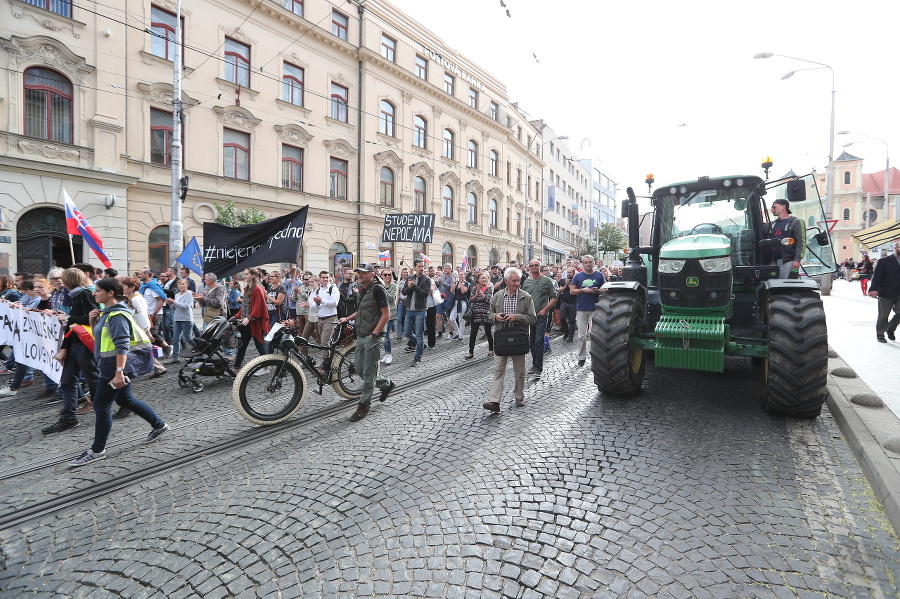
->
<box><xmin>414</xmin><ymin>176</ymin><xmax>426</xmax><ymax>211</ymax></box>
<box><xmin>223</xmin><ymin>128</ymin><xmax>250</xmax><ymax>180</ymax></box>
<box><xmin>332</xmin><ymin>11</ymin><xmax>348</xmax><ymax>40</ymax></box>
<box><xmin>489</xmin><ymin>199</ymin><xmax>498</xmax><ymax>228</ymax></box>
<box><xmin>381</xmin><ymin>35</ymin><xmax>396</xmax><ymax>62</ymax></box>
<box><xmin>282</xmin><ymin>145</ymin><xmax>303</xmax><ymax>190</ymax></box>
<box><xmin>282</xmin><ymin>63</ymin><xmax>304</xmax><ymax>106</ymax></box>
<box><xmin>330</xmin><ymin>157</ymin><xmax>348</xmax><ymax>199</ymax></box>
<box><xmin>413</xmin><ymin>115</ymin><xmax>427</xmax><ymax>148</ymax></box>
<box><xmin>331</xmin><ymin>83</ymin><xmax>348</xmax><ymax>122</ymax></box>
<box><xmin>467</xmin><ymin>192</ymin><xmax>478</xmax><ymax>223</ymax></box>
<box><xmin>489</xmin><ymin>150</ymin><xmax>498</xmax><ymax>177</ymax></box>
<box><xmin>224</xmin><ymin>38</ymin><xmax>250</xmax><ymax>87</ymax></box>
<box><xmin>283</xmin><ymin>0</ymin><xmax>302</xmax><ymax>17</ymax></box>
<box><xmin>380</xmin><ymin>167</ymin><xmax>395</xmax><ymax>206</ymax></box>
<box><xmin>467</xmin><ymin>140</ymin><xmax>478</xmax><ymax>169</ymax></box>
<box><xmin>415</xmin><ymin>55</ymin><xmax>427</xmax><ymax>80</ymax></box>
<box><xmin>442</xmin><ymin>185</ymin><xmax>453</xmax><ymax>218</ymax></box>
<box><xmin>443</xmin><ymin>73</ymin><xmax>454</xmax><ymax>95</ymax></box>
<box><xmin>489</xmin><ymin>101</ymin><xmax>498</xmax><ymax>121</ymax></box>
<box><xmin>469</xmin><ymin>88</ymin><xmax>478</xmax><ymax>108</ymax></box>
<box><xmin>443</xmin><ymin>129</ymin><xmax>454</xmax><ymax>160</ymax></box>
<box><xmin>379</xmin><ymin>100</ymin><xmax>395</xmax><ymax>136</ymax></box>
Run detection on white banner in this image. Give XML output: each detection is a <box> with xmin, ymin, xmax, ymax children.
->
<box><xmin>0</xmin><ymin>302</ymin><xmax>64</xmax><ymax>384</ymax></box>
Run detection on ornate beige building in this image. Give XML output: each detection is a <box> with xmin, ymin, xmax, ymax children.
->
<box><xmin>0</xmin><ymin>0</ymin><xmax>545</xmax><ymax>276</ymax></box>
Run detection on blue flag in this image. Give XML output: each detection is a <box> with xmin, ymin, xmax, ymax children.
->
<box><xmin>177</xmin><ymin>236</ymin><xmax>204</xmax><ymax>276</ymax></box>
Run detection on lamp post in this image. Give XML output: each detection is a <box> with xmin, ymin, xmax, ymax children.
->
<box><xmin>838</xmin><ymin>131</ymin><xmax>891</xmax><ymax>224</ymax></box>
<box><xmin>524</xmin><ymin>135</ymin><xmax>567</xmax><ymax>262</ymax></box>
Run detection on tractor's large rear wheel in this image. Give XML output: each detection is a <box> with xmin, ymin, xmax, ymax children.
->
<box><xmin>590</xmin><ymin>292</ymin><xmax>646</xmax><ymax>397</ymax></box>
<box><xmin>764</xmin><ymin>291</ymin><xmax>828</xmax><ymax>418</ymax></box>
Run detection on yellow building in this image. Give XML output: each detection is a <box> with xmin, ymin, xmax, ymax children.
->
<box><xmin>0</xmin><ymin>0</ymin><xmax>545</xmax><ymax>276</ymax></box>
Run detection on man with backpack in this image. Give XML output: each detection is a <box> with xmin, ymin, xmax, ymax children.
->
<box><xmin>312</xmin><ymin>271</ymin><xmax>341</xmax><ymax>352</ymax></box>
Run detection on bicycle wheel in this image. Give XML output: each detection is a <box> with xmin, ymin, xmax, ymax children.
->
<box><xmin>232</xmin><ymin>354</ymin><xmax>307</xmax><ymax>425</ymax></box>
<box><xmin>331</xmin><ymin>343</ymin><xmax>363</xmax><ymax>400</ymax></box>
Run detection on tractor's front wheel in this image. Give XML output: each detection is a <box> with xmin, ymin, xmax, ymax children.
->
<box><xmin>590</xmin><ymin>292</ymin><xmax>646</xmax><ymax>397</ymax></box>
<box><xmin>764</xmin><ymin>291</ymin><xmax>828</xmax><ymax>418</ymax></box>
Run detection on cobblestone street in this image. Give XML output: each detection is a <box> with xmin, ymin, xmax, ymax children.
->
<box><xmin>1</xmin><ymin>334</ymin><xmax>898</xmax><ymax>598</ymax></box>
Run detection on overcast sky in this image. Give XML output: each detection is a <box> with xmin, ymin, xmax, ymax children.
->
<box><xmin>388</xmin><ymin>0</ymin><xmax>899</xmax><ymax>199</ymax></box>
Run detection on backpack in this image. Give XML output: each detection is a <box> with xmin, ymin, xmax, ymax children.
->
<box><xmin>329</xmin><ymin>285</ymin><xmax>359</xmax><ymax>319</ymax></box>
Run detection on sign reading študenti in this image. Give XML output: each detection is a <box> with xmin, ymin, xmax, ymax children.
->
<box><xmin>381</xmin><ymin>213</ymin><xmax>436</xmax><ymax>244</ymax></box>
<box><xmin>203</xmin><ymin>206</ymin><xmax>308</xmax><ymax>278</ymax></box>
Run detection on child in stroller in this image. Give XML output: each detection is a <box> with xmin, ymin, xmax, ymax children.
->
<box><xmin>177</xmin><ymin>316</ymin><xmax>239</xmax><ymax>392</ymax></box>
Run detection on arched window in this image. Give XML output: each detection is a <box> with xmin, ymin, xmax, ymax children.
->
<box><xmin>24</xmin><ymin>67</ymin><xmax>73</xmax><ymax>144</ymax></box>
<box><xmin>442</xmin><ymin>242</ymin><xmax>453</xmax><ymax>267</ymax></box>
<box><xmin>489</xmin><ymin>150</ymin><xmax>499</xmax><ymax>177</ymax></box>
<box><xmin>414</xmin><ymin>176</ymin><xmax>426</xmax><ymax>212</ymax></box>
<box><xmin>489</xmin><ymin>199</ymin><xmax>498</xmax><ymax>228</ymax></box>
<box><xmin>843</xmin><ymin>208</ymin><xmax>850</xmax><ymax>221</ymax></box>
<box><xmin>329</xmin><ymin>242</ymin><xmax>350</xmax><ymax>276</ymax></box>
<box><xmin>808</xmin><ymin>215</ymin><xmax>815</xmax><ymax>226</ymax></box>
<box><xmin>148</xmin><ymin>225</ymin><xmax>170</xmax><ymax>276</ymax></box>
<box><xmin>844</xmin><ymin>171</ymin><xmax>851</xmax><ymax>185</ymax></box>
<box><xmin>466</xmin><ymin>245</ymin><xmax>478</xmax><ymax>269</ymax></box>
<box><xmin>380</xmin><ymin>167</ymin><xmax>394</xmax><ymax>206</ymax></box>
<box><xmin>467</xmin><ymin>192</ymin><xmax>478</xmax><ymax>223</ymax></box>
<box><xmin>443</xmin><ymin>129</ymin><xmax>454</xmax><ymax>160</ymax></box>
<box><xmin>414</xmin><ymin>115</ymin><xmax>427</xmax><ymax>148</ymax></box>
<box><xmin>468</xmin><ymin>140</ymin><xmax>478</xmax><ymax>169</ymax></box>
<box><xmin>379</xmin><ymin>100</ymin><xmax>395</xmax><ymax>136</ymax></box>
<box><xmin>442</xmin><ymin>185</ymin><xmax>454</xmax><ymax>218</ymax></box>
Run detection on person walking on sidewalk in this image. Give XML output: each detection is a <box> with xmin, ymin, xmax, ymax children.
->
<box><xmin>858</xmin><ymin>253</ymin><xmax>874</xmax><ymax>295</ymax></box>
<box><xmin>483</xmin><ymin>267</ymin><xmax>536</xmax><ymax>413</ymax></box>
<box><xmin>340</xmin><ymin>264</ymin><xmax>395</xmax><ymax>422</ymax></box>
<box><xmin>522</xmin><ymin>260</ymin><xmax>557</xmax><ymax>380</ymax></box>
<box><xmin>69</xmin><ymin>278</ymin><xmax>170</xmax><ymax>466</ymax></box>
<box><xmin>868</xmin><ymin>241</ymin><xmax>900</xmax><ymax>343</ymax></box>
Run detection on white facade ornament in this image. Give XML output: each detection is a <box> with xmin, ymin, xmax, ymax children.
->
<box><xmin>373</xmin><ymin>149</ymin><xmax>403</xmax><ymax>171</ymax></box>
<box><xmin>275</xmin><ymin>124</ymin><xmax>314</xmax><ymax>145</ymax></box>
<box><xmin>18</xmin><ymin>140</ymin><xmax>79</xmax><ymax>161</ymax></box>
<box><xmin>213</xmin><ymin>105</ymin><xmax>261</xmax><ymax>129</ymax></box>
<box><xmin>323</xmin><ymin>139</ymin><xmax>357</xmax><ymax>158</ymax></box>
<box><xmin>2</xmin><ymin>36</ymin><xmax>94</xmax><ymax>85</ymax></box>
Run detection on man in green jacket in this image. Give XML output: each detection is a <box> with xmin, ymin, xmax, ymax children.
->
<box><xmin>522</xmin><ymin>260</ymin><xmax>557</xmax><ymax>380</ymax></box>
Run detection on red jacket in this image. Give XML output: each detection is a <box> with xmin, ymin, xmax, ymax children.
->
<box><xmin>245</xmin><ymin>284</ymin><xmax>271</xmax><ymax>343</ymax></box>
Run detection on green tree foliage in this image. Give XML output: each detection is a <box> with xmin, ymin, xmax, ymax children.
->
<box><xmin>578</xmin><ymin>223</ymin><xmax>628</xmax><ymax>261</ymax></box>
<box><xmin>213</xmin><ymin>198</ymin><xmax>267</xmax><ymax>226</ymax></box>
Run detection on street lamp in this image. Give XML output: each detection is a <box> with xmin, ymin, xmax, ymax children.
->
<box><xmin>838</xmin><ymin>131</ymin><xmax>891</xmax><ymax>224</ymax></box>
<box><xmin>754</xmin><ymin>53</ymin><xmax>836</xmax><ymax>220</ymax></box>
<box><xmin>524</xmin><ymin>135</ymin><xmax>567</xmax><ymax>262</ymax></box>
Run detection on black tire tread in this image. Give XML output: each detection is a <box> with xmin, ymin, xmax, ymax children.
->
<box><xmin>590</xmin><ymin>292</ymin><xmax>646</xmax><ymax>396</ymax></box>
<box><xmin>232</xmin><ymin>355</ymin><xmax>307</xmax><ymax>425</ymax></box>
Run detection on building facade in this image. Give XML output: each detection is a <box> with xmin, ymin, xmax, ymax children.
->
<box><xmin>0</xmin><ymin>0</ymin><xmax>544</xmax><ymax>276</ymax></box>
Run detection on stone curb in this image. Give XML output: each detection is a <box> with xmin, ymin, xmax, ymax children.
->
<box><xmin>826</xmin><ymin>349</ymin><xmax>900</xmax><ymax>538</ymax></box>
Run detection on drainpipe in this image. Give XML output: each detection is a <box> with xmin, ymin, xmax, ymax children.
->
<box><xmin>356</xmin><ymin>2</ymin><xmax>365</xmax><ymax>265</ymax></box>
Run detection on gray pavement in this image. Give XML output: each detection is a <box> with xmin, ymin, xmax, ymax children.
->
<box><xmin>1</xmin><ymin>326</ymin><xmax>898</xmax><ymax>598</ymax></box>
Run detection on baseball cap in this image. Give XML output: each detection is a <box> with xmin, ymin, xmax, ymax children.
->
<box><xmin>773</xmin><ymin>199</ymin><xmax>792</xmax><ymax>214</ymax></box>
<box><xmin>354</xmin><ymin>263</ymin><xmax>376</xmax><ymax>273</ymax></box>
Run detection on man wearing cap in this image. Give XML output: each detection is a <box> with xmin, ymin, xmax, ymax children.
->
<box><xmin>339</xmin><ymin>263</ymin><xmax>395</xmax><ymax>421</ymax></box>
<box><xmin>769</xmin><ymin>199</ymin><xmax>805</xmax><ymax>279</ymax></box>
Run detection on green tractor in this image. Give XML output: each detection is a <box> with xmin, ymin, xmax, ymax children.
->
<box><xmin>590</xmin><ymin>171</ymin><xmax>836</xmax><ymax>418</ymax></box>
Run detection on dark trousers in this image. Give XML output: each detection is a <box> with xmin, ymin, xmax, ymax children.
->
<box><xmin>234</xmin><ymin>325</ymin><xmax>267</xmax><ymax>369</ymax></box>
<box><xmin>91</xmin><ymin>377</ymin><xmax>164</xmax><ymax>453</ymax></box>
<box><xmin>468</xmin><ymin>322</ymin><xmax>493</xmax><ymax>354</ymax></box>
<box><xmin>559</xmin><ymin>302</ymin><xmax>577</xmax><ymax>339</ymax></box>
<box><xmin>59</xmin><ymin>340</ymin><xmax>98</xmax><ymax>422</ymax></box>
<box><xmin>426</xmin><ymin>306</ymin><xmax>437</xmax><ymax>348</ymax></box>
<box><xmin>529</xmin><ymin>314</ymin><xmax>549</xmax><ymax>371</ymax></box>
<box><xmin>876</xmin><ymin>296</ymin><xmax>900</xmax><ymax>337</ymax></box>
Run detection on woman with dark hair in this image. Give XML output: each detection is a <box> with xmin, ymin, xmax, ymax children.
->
<box><xmin>858</xmin><ymin>253</ymin><xmax>874</xmax><ymax>295</ymax></box>
<box><xmin>42</xmin><ymin>268</ymin><xmax>99</xmax><ymax>434</ymax></box>
<box><xmin>233</xmin><ymin>268</ymin><xmax>271</xmax><ymax>369</ymax></box>
<box><xmin>69</xmin><ymin>277</ymin><xmax>169</xmax><ymax>466</ymax></box>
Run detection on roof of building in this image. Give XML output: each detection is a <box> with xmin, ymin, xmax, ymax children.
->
<box><xmin>862</xmin><ymin>167</ymin><xmax>900</xmax><ymax>196</ymax></box>
<box><xmin>780</xmin><ymin>169</ymin><xmax>798</xmax><ymax>178</ymax></box>
<box><xmin>835</xmin><ymin>151</ymin><xmax>862</xmax><ymax>162</ymax></box>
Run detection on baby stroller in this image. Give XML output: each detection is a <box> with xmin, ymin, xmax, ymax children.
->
<box><xmin>177</xmin><ymin>316</ymin><xmax>240</xmax><ymax>392</ymax></box>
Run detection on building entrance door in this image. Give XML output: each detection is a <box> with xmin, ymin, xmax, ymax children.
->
<box><xmin>16</xmin><ymin>207</ymin><xmax>82</xmax><ymax>275</ymax></box>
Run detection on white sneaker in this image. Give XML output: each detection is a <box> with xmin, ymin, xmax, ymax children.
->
<box><xmin>378</xmin><ymin>355</ymin><xmax>387</xmax><ymax>364</ymax></box>
<box><xmin>383</xmin><ymin>353</ymin><xmax>392</xmax><ymax>365</ymax></box>
<box><xmin>0</xmin><ymin>386</ymin><xmax>16</xmax><ymax>397</ymax></box>
<box><xmin>252</xmin><ymin>367</ymin><xmax>270</xmax><ymax>377</ymax></box>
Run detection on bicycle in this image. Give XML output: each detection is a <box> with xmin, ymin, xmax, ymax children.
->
<box><xmin>232</xmin><ymin>321</ymin><xmax>362</xmax><ymax>425</ymax></box>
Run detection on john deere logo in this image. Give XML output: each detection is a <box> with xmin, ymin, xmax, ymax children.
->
<box><xmin>686</xmin><ymin>277</ymin><xmax>700</xmax><ymax>287</ymax></box>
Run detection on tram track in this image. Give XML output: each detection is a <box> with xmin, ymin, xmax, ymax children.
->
<box><xmin>0</xmin><ymin>353</ymin><xmax>492</xmax><ymax>531</ymax></box>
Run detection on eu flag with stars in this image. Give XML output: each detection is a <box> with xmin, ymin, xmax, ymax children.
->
<box><xmin>178</xmin><ymin>237</ymin><xmax>204</xmax><ymax>276</ymax></box>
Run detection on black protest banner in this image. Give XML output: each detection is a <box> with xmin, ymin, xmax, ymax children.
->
<box><xmin>381</xmin><ymin>213</ymin><xmax>435</xmax><ymax>244</ymax></box>
<box><xmin>203</xmin><ymin>206</ymin><xmax>308</xmax><ymax>278</ymax></box>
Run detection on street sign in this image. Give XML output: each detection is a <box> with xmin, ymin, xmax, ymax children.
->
<box><xmin>817</xmin><ymin>220</ymin><xmax>839</xmax><ymax>232</ymax></box>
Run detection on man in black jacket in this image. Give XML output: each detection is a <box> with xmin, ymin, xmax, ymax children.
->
<box><xmin>769</xmin><ymin>199</ymin><xmax>805</xmax><ymax>279</ymax></box>
<box><xmin>868</xmin><ymin>242</ymin><xmax>900</xmax><ymax>343</ymax></box>
<box><xmin>399</xmin><ymin>260</ymin><xmax>431</xmax><ymax>366</ymax></box>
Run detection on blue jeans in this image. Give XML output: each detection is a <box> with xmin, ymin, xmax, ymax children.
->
<box><xmin>173</xmin><ymin>321</ymin><xmax>194</xmax><ymax>357</ymax></box>
<box><xmin>530</xmin><ymin>314</ymin><xmax>548</xmax><ymax>372</ymax></box>
<box><xmin>404</xmin><ymin>310</ymin><xmax>426</xmax><ymax>359</ymax></box>
<box><xmin>160</xmin><ymin>308</ymin><xmax>174</xmax><ymax>345</ymax></box>
<box><xmin>91</xmin><ymin>377</ymin><xmax>164</xmax><ymax>453</ymax></box>
<box><xmin>396</xmin><ymin>301</ymin><xmax>406</xmax><ymax>338</ymax></box>
<box><xmin>383</xmin><ymin>319</ymin><xmax>395</xmax><ymax>354</ymax></box>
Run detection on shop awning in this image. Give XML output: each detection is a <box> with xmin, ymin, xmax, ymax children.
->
<box><xmin>543</xmin><ymin>244</ymin><xmax>568</xmax><ymax>255</ymax></box>
<box><xmin>851</xmin><ymin>219</ymin><xmax>900</xmax><ymax>250</ymax></box>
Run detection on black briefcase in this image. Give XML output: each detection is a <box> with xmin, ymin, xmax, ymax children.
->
<box><xmin>493</xmin><ymin>325</ymin><xmax>530</xmax><ymax>356</ymax></box>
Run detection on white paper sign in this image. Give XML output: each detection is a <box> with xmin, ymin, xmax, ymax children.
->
<box><xmin>0</xmin><ymin>302</ymin><xmax>64</xmax><ymax>384</ymax></box>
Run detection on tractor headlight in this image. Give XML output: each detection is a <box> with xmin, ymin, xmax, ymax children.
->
<box><xmin>658</xmin><ymin>259</ymin><xmax>686</xmax><ymax>274</ymax></box>
<box><xmin>699</xmin><ymin>257</ymin><xmax>732</xmax><ymax>273</ymax></box>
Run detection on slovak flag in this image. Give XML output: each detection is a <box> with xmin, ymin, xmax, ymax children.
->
<box><xmin>62</xmin><ymin>188</ymin><xmax>112</xmax><ymax>268</ymax></box>
<box><xmin>419</xmin><ymin>252</ymin><xmax>433</xmax><ymax>264</ymax></box>
<box><xmin>461</xmin><ymin>254</ymin><xmax>469</xmax><ymax>271</ymax></box>
<box><xmin>378</xmin><ymin>249</ymin><xmax>391</xmax><ymax>261</ymax></box>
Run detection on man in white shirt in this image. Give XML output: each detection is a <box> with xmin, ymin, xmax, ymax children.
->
<box><xmin>312</xmin><ymin>271</ymin><xmax>340</xmax><ymax>354</ymax></box>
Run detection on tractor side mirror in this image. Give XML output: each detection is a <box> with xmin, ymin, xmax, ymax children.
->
<box><xmin>621</xmin><ymin>200</ymin><xmax>630</xmax><ymax>218</ymax></box>
<box><xmin>813</xmin><ymin>231</ymin><xmax>829</xmax><ymax>246</ymax></box>
<box><xmin>786</xmin><ymin>180</ymin><xmax>806</xmax><ymax>202</ymax></box>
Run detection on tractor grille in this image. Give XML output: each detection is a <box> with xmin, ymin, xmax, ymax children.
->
<box><xmin>659</xmin><ymin>259</ymin><xmax>731</xmax><ymax>309</ymax></box>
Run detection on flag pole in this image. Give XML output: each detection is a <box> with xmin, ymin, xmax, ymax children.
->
<box><xmin>68</xmin><ymin>233</ymin><xmax>75</xmax><ymax>263</ymax></box>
